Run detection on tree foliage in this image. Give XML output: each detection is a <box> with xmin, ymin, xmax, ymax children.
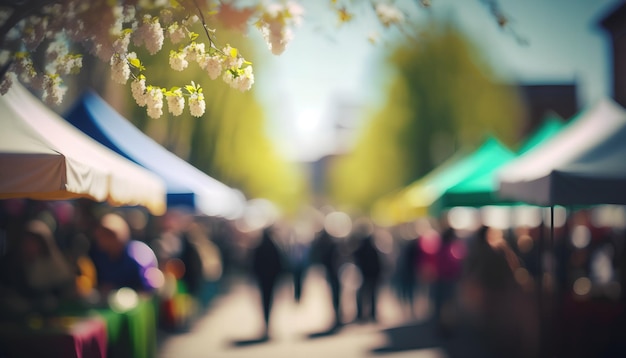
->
<box><xmin>328</xmin><ymin>21</ymin><xmax>525</xmax><ymax>212</ymax></box>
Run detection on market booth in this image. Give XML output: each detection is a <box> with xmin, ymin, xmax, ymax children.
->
<box><xmin>497</xmin><ymin>98</ymin><xmax>626</xmax><ymax>357</ymax></box>
<box><xmin>0</xmin><ymin>83</ymin><xmax>166</xmax><ymax>215</ymax></box>
<box><xmin>0</xmin><ymin>84</ymin><xmax>166</xmax><ymax>358</ymax></box>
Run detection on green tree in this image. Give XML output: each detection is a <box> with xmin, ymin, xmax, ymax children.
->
<box><xmin>328</xmin><ymin>21</ymin><xmax>524</xmax><ymax>212</ymax></box>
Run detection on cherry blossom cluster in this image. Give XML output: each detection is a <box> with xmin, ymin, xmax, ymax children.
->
<box><xmin>256</xmin><ymin>1</ymin><xmax>304</xmax><ymax>55</ymax></box>
<box><xmin>374</xmin><ymin>3</ymin><xmax>405</xmax><ymax>28</ymax></box>
<box><xmin>0</xmin><ymin>0</ymin><xmax>501</xmax><ymax>117</ymax></box>
<box><xmin>106</xmin><ymin>4</ymin><xmax>256</xmax><ymax>119</ymax></box>
<box><xmin>0</xmin><ymin>0</ymin><xmax>260</xmax><ymax>118</ymax></box>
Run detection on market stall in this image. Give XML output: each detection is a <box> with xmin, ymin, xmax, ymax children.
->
<box><xmin>0</xmin><ymin>84</ymin><xmax>166</xmax><ymax>215</ymax></box>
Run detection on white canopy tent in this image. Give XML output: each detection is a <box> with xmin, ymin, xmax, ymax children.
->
<box><xmin>497</xmin><ymin>98</ymin><xmax>626</xmax><ymax>206</ymax></box>
<box><xmin>0</xmin><ymin>83</ymin><xmax>166</xmax><ymax>215</ymax></box>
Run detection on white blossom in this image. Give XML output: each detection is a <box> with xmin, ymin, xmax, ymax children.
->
<box><xmin>46</xmin><ymin>39</ymin><xmax>69</xmax><ymax>62</ymax></box>
<box><xmin>134</xmin><ymin>15</ymin><xmax>164</xmax><ymax>55</ymax></box>
<box><xmin>146</xmin><ymin>86</ymin><xmax>164</xmax><ymax>119</ymax></box>
<box><xmin>131</xmin><ymin>77</ymin><xmax>147</xmax><ymax>107</ymax></box>
<box><xmin>110</xmin><ymin>54</ymin><xmax>130</xmax><ymax>84</ymax></box>
<box><xmin>375</xmin><ymin>3</ymin><xmax>404</xmax><ymax>28</ymax></box>
<box><xmin>184</xmin><ymin>42</ymin><xmax>205</xmax><ymax>63</ymax></box>
<box><xmin>167</xmin><ymin>23</ymin><xmax>186</xmax><ymax>44</ymax></box>
<box><xmin>169</xmin><ymin>51</ymin><xmax>188</xmax><ymax>71</ymax></box>
<box><xmin>203</xmin><ymin>55</ymin><xmax>223</xmax><ymax>80</ymax></box>
<box><xmin>166</xmin><ymin>90</ymin><xmax>184</xmax><ymax>116</ymax></box>
<box><xmin>110</xmin><ymin>5</ymin><xmax>125</xmax><ymax>36</ymax></box>
<box><xmin>188</xmin><ymin>93</ymin><xmax>205</xmax><ymax>117</ymax></box>
<box><xmin>223</xmin><ymin>66</ymin><xmax>254</xmax><ymax>92</ymax></box>
<box><xmin>14</xmin><ymin>55</ymin><xmax>40</xmax><ymax>88</ymax></box>
<box><xmin>42</xmin><ymin>74</ymin><xmax>67</xmax><ymax>105</ymax></box>
<box><xmin>222</xmin><ymin>45</ymin><xmax>243</xmax><ymax>68</ymax></box>
<box><xmin>122</xmin><ymin>5</ymin><xmax>136</xmax><ymax>23</ymax></box>
<box><xmin>113</xmin><ymin>32</ymin><xmax>131</xmax><ymax>54</ymax></box>
<box><xmin>53</xmin><ymin>55</ymin><xmax>82</xmax><ymax>75</ymax></box>
<box><xmin>0</xmin><ymin>72</ymin><xmax>15</xmax><ymax>95</ymax></box>
<box><xmin>257</xmin><ymin>2</ymin><xmax>302</xmax><ymax>55</ymax></box>
<box><xmin>235</xmin><ymin>66</ymin><xmax>254</xmax><ymax>92</ymax></box>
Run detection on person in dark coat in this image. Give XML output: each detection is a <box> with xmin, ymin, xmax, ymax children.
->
<box><xmin>251</xmin><ymin>226</ymin><xmax>283</xmax><ymax>338</ymax></box>
<box><xmin>352</xmin><ymin>222</ymin><xmax>382</xmax><ymax>323</ymax></box>
<box><xmin>310</xmin><ymin>228</ymin><xmax>343</xmax><ymax>330</ymax></box>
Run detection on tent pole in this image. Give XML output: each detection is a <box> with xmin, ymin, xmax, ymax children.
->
<box><xmin>548</xmin><ymin>205</ymin><xmax>555</xmax><ymax>357</ymax></box>
<box><xmin>537</xmin><ymin>207</ymin><xmax>546</xmax><ymax>358</ymax></box>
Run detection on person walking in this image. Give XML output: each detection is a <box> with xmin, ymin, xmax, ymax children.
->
<box><xmin>352</xmin><ymin>222</ymin><xmax>382</xmax><ymax>323</ymax></box>
<box><xmin>251</xmin><ymin>226</ymin><xmax>283</xmax><ymax>339</ymax></box>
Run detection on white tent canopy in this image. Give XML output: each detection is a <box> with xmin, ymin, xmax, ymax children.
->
<box><xmin>497</xmin><ymin>98</ymin><xmax>626</xmax><ymax>206</ymax></box>
<box><xmin>0</xmin><ymin>83</ymin><xmax>166</xmax><ymax>215</ymax></box>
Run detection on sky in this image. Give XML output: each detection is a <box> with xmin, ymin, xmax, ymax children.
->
<box><xmin>250</xmin><ymin>0</ymin><xmax>624</xmax><ymax>162</ymax></box>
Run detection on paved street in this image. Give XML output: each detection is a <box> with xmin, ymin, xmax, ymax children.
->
<box><xmin>157</xmin><ymin>267</ymin><xmax>448</xmax><ymax>358</ymax></box>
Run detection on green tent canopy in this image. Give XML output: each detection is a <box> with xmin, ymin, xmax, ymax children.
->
<box><xmin>441</xmin><ymin>116</ymin><xmax>565</xmax><ymax>210</ymax></box>
<box><xmin>516</xmin><ymin>115</ymin><xmax>565</xmax><ymax>155</ymax></box>
<box><xmin>435</xmin><ymin>137</ymin><xmax>515</xmax><ymax>211</ymax></box>
<box><xmin>400</xmin><ymin>137</ymin><xmax>512</xmax><ymax>217</ymax></box>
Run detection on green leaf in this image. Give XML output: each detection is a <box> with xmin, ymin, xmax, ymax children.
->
<box><xmin>129</xmin><ymin>57</ymin><xmax>142</xmax><ymax>69</ymax></box>
<box><xmin>189</xmin><ymin>32</ymin><xmax>199</xmax><ymax>41</ymax></box>
<box><xmin>230</xmin><ymin>47</ymin><xmax>238</xmax><ymax>58</ymax></box>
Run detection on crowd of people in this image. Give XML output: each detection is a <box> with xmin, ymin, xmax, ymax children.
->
<box><xmin>1</xmin><ymin>198</ymin><xmax>626</xmax><ymax>357</ymax></box>
<box><xmin>0</xmin><ymin>198</ymin><xmax>226</xmax><ymax>334</ymax></box>
<box><xmin>241</xmin><ymin>206</ymin><xmax>626</xmax><ymax>358</ymax></box>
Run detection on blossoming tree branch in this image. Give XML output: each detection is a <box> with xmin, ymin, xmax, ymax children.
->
<box><xmin>0</xmin><ymin>0</ymin><xmax>511</xmax><ymax>119</ymax></box>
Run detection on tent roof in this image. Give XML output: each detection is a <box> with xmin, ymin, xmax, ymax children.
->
<box><xmin>438</xmin><ymin>138</ymin><xmax>515</xmax><ymax>209</ymax></box>
<box><xmin>65</xmin><ymin>91</ymin><xmax>244</xmax><ymax>218</ymax></box>
<box><xmin>441</xmin><ymin>116</ymin><xmax>564</xmax><ymax>208</ymax></box>
<box><xmin>402</xmin><ymin>137</ymin><xmax>511</xmax><ymax>216</ymax></box>
<box><xmin>0</xmin><ymin>83</ymin><xmax>166</xmax><ymax>215</ymax></box>
<box><xmin>498</xmin><ymin>98</ymin><xmax>626</xmax><ymax>206</ymax></box>
<box><xmin>516</xmin><ymin>115</ymin><xmax>565</xmax><ymax>155</ymax></box>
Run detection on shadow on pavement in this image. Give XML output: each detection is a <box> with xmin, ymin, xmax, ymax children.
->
<box><xmin>371</xmin><ymin>319</ymin><xmax>497</xmax><ymax>358</ymax></box>
<box><xmin>230</xmin><ymin>335</ymin><xmax>270</xmax><ymax>347</ymax></box>
<box><xmin>371</xmin><ymin>320</ymin><xmax>441</xmax><ymax>353</ymax></box>
<box><xmin>305</xmin><ymin>324</ymin><xmax>343</xmax><ymax>339</ymax></box>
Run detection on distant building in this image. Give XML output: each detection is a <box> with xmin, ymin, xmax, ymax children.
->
<box><xmin>600</xmin><ymin>1</ymin><xmax>626</xmax><ymax>108</ymax></box>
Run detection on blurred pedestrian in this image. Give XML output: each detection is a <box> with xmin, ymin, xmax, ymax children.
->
<box><xmin>431</xmin><ymin>223</ymin><xmax>464</xmax><ymax>334</ymax></box>
<box><xmin>310</xmin><ymin>227</ymin><xmax>343</xmax><ymax>330</ymax></box>
<box><xmin>352</xmin><ymin>220</ymin><xmax>382</xmax><ymax>323</ymax></box>
<box><xmin>251</xmin><ymin>226</ymin><xmax>284</xmax><ymax>339</ymax></box>
<box><xmin>286</xmin><ymin>228</ymin><xmax>309</xmax><ymax>304</ymax></box>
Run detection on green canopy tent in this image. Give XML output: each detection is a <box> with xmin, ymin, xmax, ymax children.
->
<box><xmin>440</xmin><ymin>116</ymin><xmax>565</xmax><ymax>209</ymax></box>
<box><xmin>516</xmin><ymin>115</ymin><xmax>565</xmax><ymax>155</ymax></box>
<box><xmin>395</xmin><ymin>137</ymin><xmax>512</xmax><ymax>218</ymax></box>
